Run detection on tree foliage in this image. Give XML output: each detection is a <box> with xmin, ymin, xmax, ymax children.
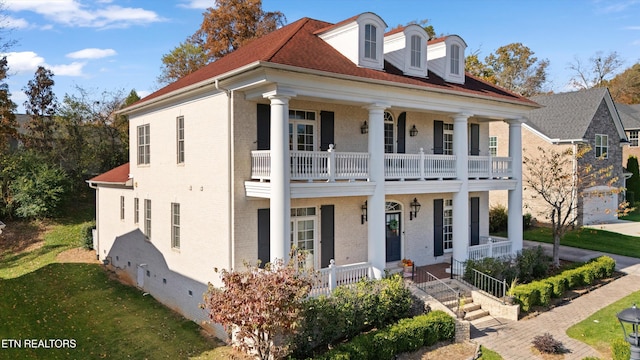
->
<box><xmin>157</xmin><ymin>41</ymin><xmax>209</xmax><ymax>85</ymax></box>
<box><xmin>466</xmin><ymin>43</ymin><xmax>549</xmax><ymax>97</ymax></box>
<box><xmin>23</xmin><ymin>66</ymin><xmax>58</xmax><ymax>153</ymax></box>
<box><xmin>568</xmin><ymin>51</ymin><xmax>624</xmax><ymax>90</ymax></box>
<box><xmin>523</xmin><ymin>145</ymin><xmax>624</xmax><ymax>267</ymax></box>
<box><xmin>0</xmin><ymin>56</ymin><xmax>17</xmax><ymax>152</ymax></box>
<box><xmin>627</xmin><ymin>156</ymin><xmax>640</xmax><ymax>205</ymax></box>
<box><xmin>202</xmin><ymin>254</ymin><xmax>313</xmax><ymax>360</ymax></box>
<box><xmin>607</xmin><ymin>62</ymin><xmax>640</xmax><ymax>104</ymax></box>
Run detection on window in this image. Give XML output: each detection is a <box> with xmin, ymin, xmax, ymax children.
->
<box><xmin>384</xmin><ymin>111</ymin><xmax>394</xmax><ymax>153</ymax></box>
<box><xmin>134</xmin><ymin>198</ymin><xmax>139</xmax><ymax>224</ymax></box>
<box><xmin>290</xmin><ymin>207</ymin><xmax>316</xmax><ymax>269</ymax></box>
<box><xmin>171</xmin><ymin>203</ymin><xmax>180</xmax><ymax>249</ymax></box>
<box><xmin>630</xmin><ymin>130</ymin><xmax>638</xmax><ymax>147</ymax></box>
<box><xmin>144</xmin><ymin>199</ymin><xmax>151</xmax><ymax>239</ymax></box>
<box><xmin>176</xmin><ymin>116</ymin><xmax>184</xmax><ymax>164</ymax></box>
<box><xmin>444</xmin><ymin>123</ymin><xmax>454</xmax><ymax>155</ymax></box>
<box><xmin>595</xmin><ymin>134</ymin><xmax>608</xmax><ymax>158</ymax></box>
<box><xmin>489</xmin><ymin>136</ymin><xmax>498</xmax><ymax>156</ymax></box>
<box><xmin>410</xmin><ymin>35</ymin><xmax>421</xmax><ymax>68</ymax></box>
<box><xmin>137</xmin><ymin>124</ymin><xmax>150</xmax><ymax>165</ymax></box>
<box><xmin>120</xmin><ymin>196</ymin><xmax>125</xmax><ymax>220</ymax></box>
<box><xmin>289</xmin><ymin>110</ymin><xmax>315</xmax><ymax>151</ymax></box>
<box><xmin>364</xmin><ymin>24</ymin><xmax>377</xmax><ymax>60</ymax></box>
<box><xmin>450</xmin><ymin>44</ymin><xmax>460</xmax><ymax>75</ymax></box>
<box><xmin>443</xmin><ymin>199</ymin><xmax>453</xmax><ymax>252</ymax></box>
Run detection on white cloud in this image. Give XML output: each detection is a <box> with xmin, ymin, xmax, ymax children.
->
<box><xmin>626</xmin><ymin>26</ymin><xmax>640</xmax><ymax>30</ymax></box>
<box><xmin>49</xmin><ymin>61</ymin><xmax>85</xmax><ymax>76</ymax></box>
<box><xmin>4</xmin><ymin>0</ymin><xmax>164</xmax><ymax>29</ymax></box>
<box><xmin>67</xmin><ymin>48</ymin><xmax>116</xmax><ymax>59</ymax></box>
<box><xmin>4</xmin><ymin>51</ymin><xmax>45</xmax><ymax>74</ymax></box>
<box><xmin>178</xmin><ymin>0</ymin><xmax>213</xmax><ymax>9</ymax></box>
<box><xmin>3</xmin><ymin>16</ymin><xmax>29</xmax><ymax>29</ymax></box>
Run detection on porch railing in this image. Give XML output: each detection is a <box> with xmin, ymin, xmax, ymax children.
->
<box><xmin>309</xmin><ymin>260</ymin><xmax>371</xmax><ymax>297</ymax></box>
<box><xmin>251</xmin><ymin>149</ymin><xmax>512</xmax><ymax>181</ymax></box>
<box><xmin>468</xmin><ymin>237</ymin><xmax>513</xmax><ymax>261</ymax></box>
<box><xmin>414</xmin><ymin>270</ymin><xmax>461</xmax><ymax>313</ymax></box>
<box><xmin>469</xmin><ymin>268</ymin><xmax>508</xmax><ymax>303</ymax></box>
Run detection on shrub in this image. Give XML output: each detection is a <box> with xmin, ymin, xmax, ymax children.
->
<box><xmin>543</xmin><ymin>275</ymin><xmax>567</xmax><ymax>298</ymax></box>
<box><xmin>489</xmin><ymin>204</ymin><xmax>508</xmax><ymax>233</ymax></box>
<box><xmin>532</xmin><ymin>332</ymin><xmax>565</xmax><ymax>354</ymax></box>
<box><xmin>523</xmin><ymin>212</ymin><xmax>533</xmax><ymax>230</ymax></box>
<box><xmin>82</xmin><ymin>221</ymin><xmax>95</xmax><ymax>250</ymax></box>
<box><xmin>627</xmin><ymin>190</ymin><xmax>635</xmax><ymax>207</ymax></box>
<box><xmin>611</xmin><ymin>337</ymin><xmax>631</xmax><ymax>360</ymax></box>
<box><xmin>515</xmin><ymin>245</ymin><xmax>550</xmax><ymax>283</ymax></box>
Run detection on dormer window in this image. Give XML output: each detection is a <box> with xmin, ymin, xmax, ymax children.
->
<box><xmin>450</xmin><ymin>44</ymin><xmax>460</xmax><ymax>75</ymax></box>
<box><xmin>410</xmin><ymin>35</ymin><xmax>421</xmax><ymax>68</ymax></box>
<box><xmin>364</xmin><ymin>24</ymin><xmax>377</xmax><ymax>60</ymax></box>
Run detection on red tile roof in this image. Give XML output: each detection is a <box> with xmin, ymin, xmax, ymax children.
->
<box><xmin>89</xmin><ymin>163</ymin><xmax>130</xmax><ymax>184</ymax></box>
<box><xmin>131</xmin><ymin>15</ymin><xmax>536</xmax><ymax>109</ymax></box>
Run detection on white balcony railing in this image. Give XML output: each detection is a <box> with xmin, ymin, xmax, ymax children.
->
<box><xmin>250</xmin><ymin>148</ymin><xmax>512</xmax><ymax>181</ymax></box>
<box><xmin>309</xmin><ymin>260</ymin><xmax>372</xmax><ymax>297</ymax></box>
<box><xmin>467</xmin><ymin>236</ymin><xmax>513</xmax><ymax>261</ymax></box>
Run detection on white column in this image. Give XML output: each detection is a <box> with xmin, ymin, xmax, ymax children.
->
<box><xmin>266</xmin><ymin>93</ymin><xmax>292</xmax><ymax>263</ymax></box>
<box><xmin>452</xmin><ymin>113</ymin><xmax>471</xmax><ymax>263</ymax></box>
<box><xmin>366</xmin><ymin>104</ymin><xmax>386</xmax><ymax>279</ymax></box>
<box><xmin>507</xmin><ymin>118</ymin><xmax>525</xmax><ymax>254</ymax></box>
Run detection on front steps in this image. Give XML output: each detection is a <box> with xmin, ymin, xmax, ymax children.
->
<box><xmin>414</xmin><ymin>279</ymin><xmax>493</xmax><ymax>323</ymax></box>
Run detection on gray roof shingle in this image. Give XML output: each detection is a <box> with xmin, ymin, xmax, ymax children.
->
<box><xmin>616</xmin><ymin>103</ymin><xmax>640</xmax><ymax>130</ymax></box>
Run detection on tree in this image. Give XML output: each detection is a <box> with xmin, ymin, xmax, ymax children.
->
<box><xmin>23</xmin><ymin>66</ymin><xmax>58</xmax><ymax>153</ymax></box>
<box><xmin>568</xmin><ymin>51</ymin><xmax>624</xmax><ymax>90</ymax></box>
<box><xmin>627</xmin><ymin>156</ymin><xmax>640</xmax><ymax>206</ymax></box>
<box><xmin>523</xmin><ymin>146</ymin><xmax>624</xmax><ymax>267</ymax></box>
<box><xmin>194</xmin><ymin>0</ymin><xmax>285</xmax><ymax>60</ymax></box>
<box><xmin>607</xmin><ymin>62</ymin><xmax>640</xmax><ymax>104</ymax></box>
<box><xmin>157</xmin><ymin>41</ymin><xmax>209</xmax><ymax>85</ymax></box>
<box><xmin>202</xmin><ymin>255</ymin><xmax>313</xmax><ymax>360</ymax></box>
<box><xmin>0</xmin><ymin>56</ymin><xmax>17</xmax><ymax>152</ymax></box>
<box><xmin>466</xmin><ymin>43</ymin><xmax>549</xmax><ymax>97</ymax></box>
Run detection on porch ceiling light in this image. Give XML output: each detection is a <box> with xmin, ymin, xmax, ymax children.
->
<box><xmin>361</xmin><ymin>121</ymin><xmax>368</xmax><ymax>134</ymax></box>
<box><xmin>409</xmin><ymin>198</ymin><xmax>421</xmax><ymax>220</ymax></box>
<box><xmin>410</xmin><ymin>124</ymin><xmax>418</xmax><ymax>137</ymax></box>
<box><xmin>361</xmin><ymin>201</ymin><xmax>368</xmax><ymax>224</ymax></box>
<box><xmin>617</xmin><ymin>304</ymin><xmax>640</xmax><ymax>359</ymax></box>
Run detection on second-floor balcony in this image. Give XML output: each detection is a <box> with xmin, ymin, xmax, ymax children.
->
<box><xmin>250</xmin><ymin>147</ymin><xmax>513</xmax><ymax>182</ymax></box>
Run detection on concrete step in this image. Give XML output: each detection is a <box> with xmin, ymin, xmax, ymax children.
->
<box><xmin>464</xmin><ymin>308</ymin><xmax>490</xmax><ymax>321</ymax></box>
<box><xmin>462</xmin><ymin>303</ymin><xmax>481</xmax><ymax>313</ymax></box>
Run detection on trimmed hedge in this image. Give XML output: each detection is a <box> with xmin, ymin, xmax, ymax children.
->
<box><xmin>315</xmin><ymin>311</ymin><xmax>455</xmax><ymax>360</ymax></box>
<box><xmin>512</xmin><ymin>256</ymin><xmax>616</xmax><ymax>312</ymax></box>
<box><xmin>611</xmin><ymin>337</ymin><xmax>631</xmax><ymax>360</ymax></box>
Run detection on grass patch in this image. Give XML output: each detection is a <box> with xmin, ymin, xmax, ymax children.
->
<box><xmin>620</xmin><ymin>208</ymin><xmax>640</xmax><ymax>222</ymax></box>
<box><xmin>479</xmin><ymin>345</ymin><xmax>503</xmax><ymax>359</ymax></box>
<box><xmin>0</xmin><ymin>263</ymin><xmax>223</xmax><ymax>359</ymax></box>
<box><xmin>523</xmin><ymin>226</ymin><xmax>640</xmax><ymax>258</ymax></box>
<box><xmin>566</xmin><ymin>290</ymin><xmax>640</xmax><ymax>356</ymax></box>
<box><xmin>0</xmin><ymin>204</ymin><xmax>94</xmax><ymax>279</ymax></box>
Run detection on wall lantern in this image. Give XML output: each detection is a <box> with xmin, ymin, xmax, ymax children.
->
<box><xmin>409</xmin><ymin>124</ymin><xmax>418</xmax><ymax>137</ymax></box>
<box><xmin>409</xmin><ymin>198</ymin><xmax>421</xmax><ymax>220</ymax></box>
<box><xmin>361</xmin><ymin>201</ymin><xmax>368</xmax><ymax>224</ymax></box>
<box><xmin>617</xmin><ymin>304</ymin><xmax>640</xmax><ymax>359</ymax></box>
<box><xmin>361</xmin><ymin>121</ymin><xmax>368</xmax><ymax>134</ymax></box>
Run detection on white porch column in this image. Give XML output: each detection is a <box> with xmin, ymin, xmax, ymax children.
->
<box><xmin>507</xmin><ymin>118</ymin><xmax>525</xmax><ymax>254</ymax></box>
<box><xmin>265</xmin><ymin>92</ymin><xmax>294</xmax><ymax>263</ymax></box>
<box><xmin>452</xmin><ymin>113</ymin><xmax>471</xmax><ymax>263</ymax></box>
<box><xmin>366</xmin><ymin>104</ymin><xmax>386</xmax><ymax>279</ymax></box>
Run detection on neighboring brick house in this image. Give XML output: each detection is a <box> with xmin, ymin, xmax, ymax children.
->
<box><xmin>88</xmin><ymin>12</ymin><xmax>537</xmax><ymax>336</ymax></box>
<box><xmin>617</xmin><ymin>103</ymin><xmax>640</xmax><ymax>167</ymax></box>
<box><xmin>491</xmin><ymin>88</ymin><xmax>627</xmax><ymax>226</ymax></box>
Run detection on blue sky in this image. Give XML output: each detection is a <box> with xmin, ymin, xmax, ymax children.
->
<box><xmin>2</xmin><ymin>0</ymin><xmax>640</xmax><ymax>112</ymax></box>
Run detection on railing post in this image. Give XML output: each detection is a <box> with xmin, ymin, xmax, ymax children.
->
<box><xmin>419</xmin><ymin>147</ymin><xmax>425</xmax><ymax>181</ymax></box>
<box><xmin>328</xmin><ymin>259</ymin><xmax>337</xmax><ymax>292</ymax></box>
<box><xmin>489</xmin><ymin>154</ymin><xmax>493</xmax><ymax>178</ymax></box>
<box><xmin>488</xmin><ymin>237</ymin><xmax>494</xmax><ymax>258</ymax></box>
<box><xmin>327</xmin><ymin>144</ymin><xmax>336</xmax><ymax>182</ymax></box>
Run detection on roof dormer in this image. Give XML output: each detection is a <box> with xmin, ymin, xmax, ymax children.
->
<box><xmin>427</xmin><ymin>35</ymin><xmax>467</xmax><ymax>84</ymax></box>
<box><xmin>383</xmin><ymin>24</ymin><xmax>429</xmax><ymax>78</ymax></box>
<box><xmin>317</xmin><ymin>12</ymin><xmax>387</xmax><ymax>70</ymax></box>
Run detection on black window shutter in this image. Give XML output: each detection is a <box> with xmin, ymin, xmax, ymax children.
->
<box><xmin>433</xmin><ymin>199</ymin><xmax>444</xmax><ymax>256</ymax></box>
<box><xmin>434</xmin><ymin>120</ymin><xmax>444</xmax><ymax>154</ymax></box>
<box><xmin>257</xmin><ymin>103</ymin><xmax>271</xmax><ymax>150</ymax></box>
<box><xmin>470</xmin><ymin>197</ymin><xmax>480</xmax><ymax>246</ymax></box>
<box><xmin>320</xmin><ymin>205</ymin><xmax>335</xmax><ymax>268</ymax></box>
<box><xmin>257</xmin><ymin>208</ymin><xmax>270</xmax><ymax>268</ymax></box>
<box><xmin>397</xmin><ymin>112</ymin><xmax>406</xmax><ymax>154</ymax></box>
<box><xmin>470</xmin><ymin>123</ymin><xmax>480</xmax><ymax>156</ymax></box>
<box><xmin>320</xmin><ymin>111</ymin><xmax>335</xmax><ymax>151</ymax></box>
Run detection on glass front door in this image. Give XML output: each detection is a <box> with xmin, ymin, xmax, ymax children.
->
<box><xmin>385</xmin><ymin>212</ymin><xmax>401</xmax><ymax>262</ymax></box>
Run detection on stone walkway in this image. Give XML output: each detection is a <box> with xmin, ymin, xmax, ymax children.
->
<box><xmin>471</xmin><ymin>244</ymin><xmax>640</xmax><ymax>359</ymax></box>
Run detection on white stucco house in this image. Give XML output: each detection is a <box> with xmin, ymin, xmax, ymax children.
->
<box><xmin>88</xmin><ymin>12</ymin><xmax>538</xmax><ymax>335</ymax></box>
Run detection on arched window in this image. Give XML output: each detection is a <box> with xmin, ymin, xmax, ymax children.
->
<box><xmin>410</xmin><ymin>35</ymin><xmax>421</xmax><ymax>68</ymax></box>
<box><xmin>450</xmin><ymin>44</ymin><xmax>460</xmax><ymax>75</ymax></box>
<box><xmin>384</xmin><ymin>111</ymin><xmax>394</xmax><ymax>153</ymax></box>
<box><xmin>364</xmin><ymin>24</ymin><xmax>377</xmax><ymax>60</ymax></box>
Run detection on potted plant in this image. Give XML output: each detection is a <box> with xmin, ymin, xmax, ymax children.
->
<box><xmin>401</xmin><ymin>258</ymin><xmax>413</xmax><ymax>273</ymax></box>
<box><xmin>505</xmin><ymin>278</ymin><xmax>518</xmax><ymax>305</ymax></box>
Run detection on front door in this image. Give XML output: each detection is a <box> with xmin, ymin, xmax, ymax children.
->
<box><xmin>385</xmin><ymin>212</ymin><xmax>401</xmax><ymax>262</ymax></box>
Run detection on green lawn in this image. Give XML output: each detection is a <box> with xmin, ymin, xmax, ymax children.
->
<box><xmin>566</xmin><ymin>290</ymin><xmax>640</xmax><ymax>356</ymax></box>
<box><xmin>0</xmin><ymin>263</ymin><xmax>229</xmax><ymax>359</ymax></box>
<box><xmin>523</xmin><ymin>226</ymin><xmax>640</xmax><ymax>258</ymax></box>
<box><xmin>621</xmin><ymin>208</ymin><xmax>640</xmax><ymax>222</ymax></box>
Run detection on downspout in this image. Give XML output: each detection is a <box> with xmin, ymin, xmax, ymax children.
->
<box><xmin>87</xmin><ymin>182</ymin><xmax>100</xmax><ymax>260</ymax></box>
<box><xmin>216</xmin><ymin>79</ymin><xmax>234</xmax><ymax>270</ymax></box>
